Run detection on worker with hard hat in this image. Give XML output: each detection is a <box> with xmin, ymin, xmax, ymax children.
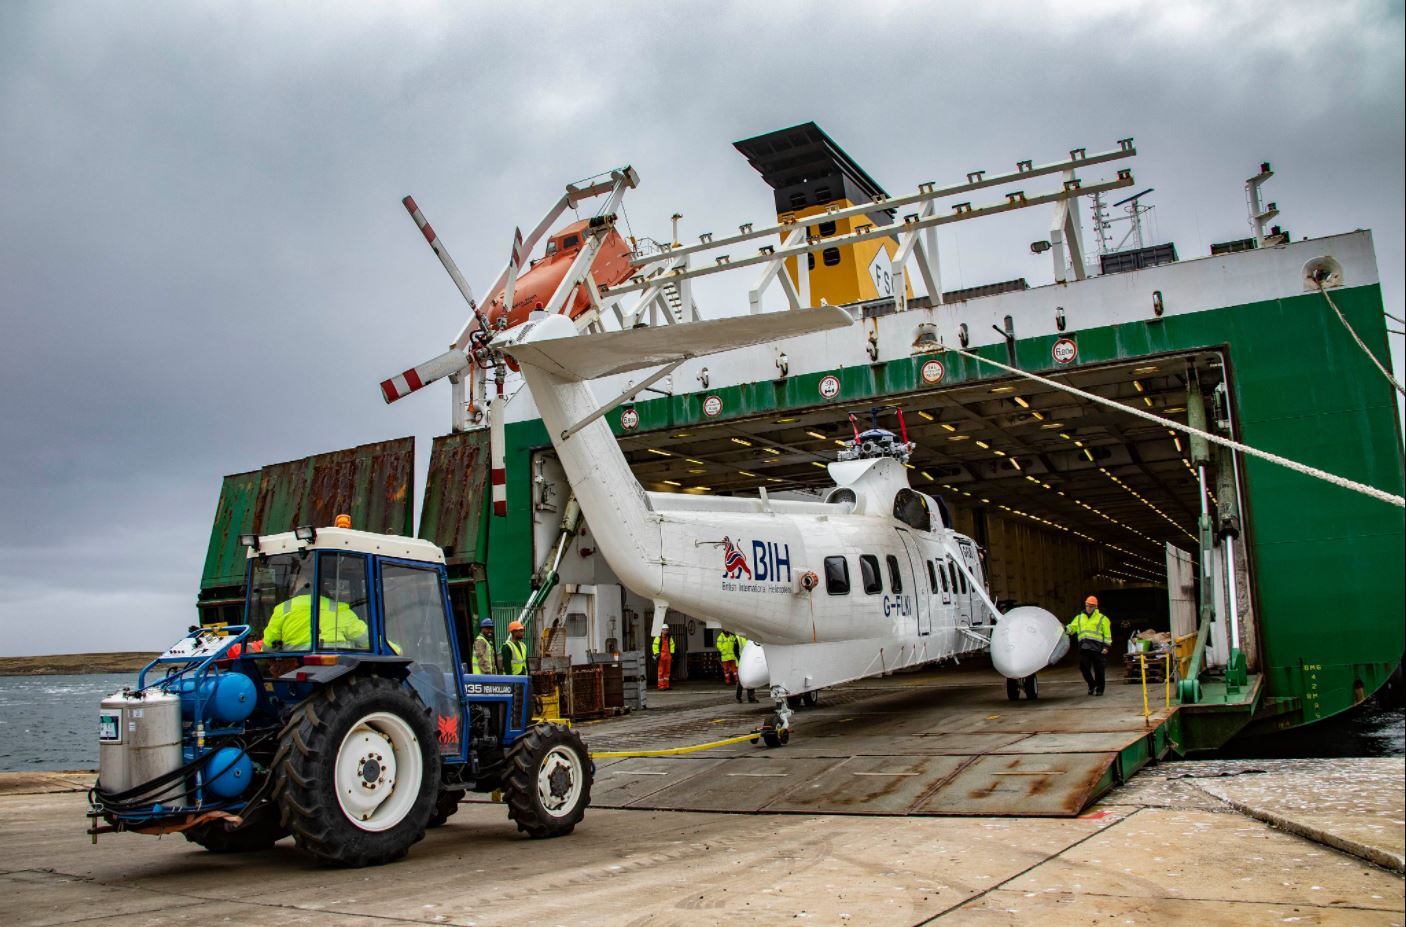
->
<box><xmin>716</xmin><ymin>629</ymin><xmax>740</xmax><ymax>686</ymax></box>
<box><xmin>1067</xmin><ymin>595</ymin><xmax>1112</xmax><ymax>695</ymax></box>
<box><xmin>652</xmin><ymin>626</ymin><xmax>675</xmax><ymax>690</ymax></box>
<box><xmin>472</xmin><ymin>618</ymin><xmax>499</xmax><ymax>674</ymax></box>
<box><xmin>501</xmin><ymin>621</ymin><xmax>529</xmax><ymax>676</ymax></box>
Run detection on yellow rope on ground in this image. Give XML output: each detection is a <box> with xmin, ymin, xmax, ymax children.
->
<box><xmin>592</xmin><ymin>730</ymin><xmax>761</xmax><ymax>758</ymax></box>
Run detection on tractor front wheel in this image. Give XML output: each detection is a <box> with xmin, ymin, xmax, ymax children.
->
<box><xmin>271</xmin><ymin>674</ymin><xmax>439</xmax><ymax>867</ymax></box>
<box><xmin>502</xmin><ymin>723</ymin><xmax>591</xmax><ymax>839</ymax></box>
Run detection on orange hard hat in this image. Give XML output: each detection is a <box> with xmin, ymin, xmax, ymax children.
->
<box><xmin>508</xmin><ymin>621</ymin><xmax>526</xmax><ymax>632</ymax></box>
<box><xmin>1085</xmin><ymin>595</ymin><xmax>1099</xmax><ymax>607</ymax></box>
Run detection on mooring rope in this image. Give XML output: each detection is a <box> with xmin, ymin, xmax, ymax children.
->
<box><xmin>1316</xmin><ymin>281</ymin><xmax>1404</xmax><ymax>397</ymax></box>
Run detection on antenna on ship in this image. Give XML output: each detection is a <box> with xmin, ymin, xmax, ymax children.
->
<box><xmin>1110</xmin><ymin>187</ymin><xmax>1155</xmax><ymax>251</ymax></box>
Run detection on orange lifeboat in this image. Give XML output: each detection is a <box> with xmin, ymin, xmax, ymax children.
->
<box><xmin>480</xmin><ymin>219</ymin><xmax>636</xmax><ymax>332</ymax></box>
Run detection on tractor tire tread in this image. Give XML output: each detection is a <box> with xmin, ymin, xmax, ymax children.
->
<box><xmin>501</xmin><ymin>723</ymin><xmax>591</xmax><ymax>839</ymax></box>
<box><xmin>270</xmin><ymin>674</ymin><xmax>438</xmax><ymax>867</ymax></box>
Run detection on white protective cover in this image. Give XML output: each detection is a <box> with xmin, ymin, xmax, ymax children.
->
<box><xmin>989</xmin><ymin>606</ymin><xmax>1069</xmax><ymax>679</ymax></box>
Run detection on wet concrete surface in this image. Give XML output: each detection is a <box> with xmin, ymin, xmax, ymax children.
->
<box><xmin>585</xmin><ymin>665</ymin><xmax>1173</xmax><ymax>816</ymax></box>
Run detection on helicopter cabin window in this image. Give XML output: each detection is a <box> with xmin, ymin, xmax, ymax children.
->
<box><xmin>561</xmin><ymin>234</ymin><xmax>580</xmax><ymax>250</ymax></box>
<box><xmin>822</xmin><ymin>247</ymin><xmax>841</xmax><ymax>267</ymax></box>
<box><xmin>948</xmin><ymin>559</ymin><xmax>960</xmax><ymax>595</ymax></box>
<box><xmin>926</xmin><ymin>560</ymin><xmax>938</xmax><ymax>593</ymax></box>
<box><xmin>859</xmin><ymin>555</ymin><xmax>882</xmax><ymax>594</ymax></box>
<box><xmin>893</xmin><ymin>489</ymin><xmax>931</xmax><ymax>531</ymax></box>
<box><xmin>938</xmin><ymin>560</ymin><xmax>949</xmax><ymax>593</ymax></box>
<box><xmin>824</xmin><ymin>556</ymin><xmax>850</xmax><ymax>595</ymax></box>
<box><xmin>886</xmin><ymin>555</ymin><xmax>902</xmax><ymax>594</ymax></box>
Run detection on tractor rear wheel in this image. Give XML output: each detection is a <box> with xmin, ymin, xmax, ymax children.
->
<box><xmin>184</xmin><ymin>804</ymin><xmax>287</xmax><ymax>853</ymax></box>
<box><xmin>271</xmin><ymin>674</ymin><xmax>439</xmax><ymax>867</ymax></box>
<box><xmin>502</xmin><ymin>723</ymin><xmax>591</xmax><ymax>838</ymax></box>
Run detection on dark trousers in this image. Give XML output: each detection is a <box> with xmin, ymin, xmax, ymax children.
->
<box><xmin>1078</xmin><ymin>647</ymin><xmax>1107</xmax><ymax>693</ymax></box>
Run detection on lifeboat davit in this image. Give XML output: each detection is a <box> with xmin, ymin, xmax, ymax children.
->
<box><xmin>480</xmin><ymin>219</ymin><xmax>636</xmax><ymax>333</ymax></box>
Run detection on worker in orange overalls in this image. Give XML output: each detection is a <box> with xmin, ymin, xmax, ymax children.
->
<box><xmin>652</xmin><ymin>626</ymin><xmax>675</xmax><ymax>690</ymax></box>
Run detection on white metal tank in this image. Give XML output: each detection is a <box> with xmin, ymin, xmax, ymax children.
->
<box><xmin>98</xmin><ymin>689</ymin><xmax>184</xmax><ymax>804</ymax></box>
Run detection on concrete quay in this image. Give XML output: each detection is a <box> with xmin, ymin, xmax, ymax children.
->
<box><xmin>1</xmin><ymin>755</ymin><xmax>1401</xmax><ymax>927</ymax></box>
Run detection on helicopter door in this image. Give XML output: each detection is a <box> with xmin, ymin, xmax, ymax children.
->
<box><xmin>957</xmin><ymin>540</ymin><xmax>984</xmax><ymax>625</ymax></box>
<box><xmin>895</xmin><ymin>529</ymin><xmax>931</xmax><ymax>636</ymax></box>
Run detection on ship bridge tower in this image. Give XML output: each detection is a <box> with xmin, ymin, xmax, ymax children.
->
<box><xmin>733</xmin><ymin>122</ymin><xmax>911</xmax><ymax>307</ymax></box>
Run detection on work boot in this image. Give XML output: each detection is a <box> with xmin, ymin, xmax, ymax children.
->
<box><xmin>1088</xmin><ymin>687</ymin><xmax>1095</xmax><ymax>695</ymax></box>
<box><xmin>735</xmin><ymin>690</ymin><xmax>742</xmax><ymax>703</ymax></box>
<box><xmin>747</xmin><ymin>691</ymin><xmax>758</xmax><ymax>703</ymax></box>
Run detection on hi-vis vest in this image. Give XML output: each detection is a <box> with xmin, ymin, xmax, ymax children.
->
<box><xmin>716</xmin><ymin>632</ymin><xmax>738</xmax><ymax>662</ymax></box>
<box><xmin>503</xmin><ymin>638</ymin><xmax>528</xmax><ymax>675</ymax></box>
<box><xmin>472</xmin><ymin>633</ymin><xmax>498</xmax><ymax>674</ymax></box>
<box><xmin>652</xmin><ymin>635</ymin><xmax>675</xmax><ymax>656</ymax></box>
<box><xmin>1066</xmin><ymin>610</ymin><xmax>1112</xmax><ymax>645</ymax></box>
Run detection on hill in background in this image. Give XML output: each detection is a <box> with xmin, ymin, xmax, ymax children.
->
<box><xmin>0</xmin><ymin>653</ymin><xmax>159</xmax><ymax>676</ymax></box>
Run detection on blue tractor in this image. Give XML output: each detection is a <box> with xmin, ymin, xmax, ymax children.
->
<box><xmin>89</xmin><ymin>522</ymin><xmax>592</xmax><ymax>867</ymax></box>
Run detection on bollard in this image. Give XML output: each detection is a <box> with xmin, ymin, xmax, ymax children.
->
<box><xmin>1139</xmin><ymin>654</ymin><xmax>1150</xmax><ymax>725</ymax></box>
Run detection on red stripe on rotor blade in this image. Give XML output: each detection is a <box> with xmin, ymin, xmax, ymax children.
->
<box><xmin>404</xmin><ymin>368</ymin><xmax>424</xmax><ymax>392</ymax></box>
<box><xmin>418</xmin><ymin>221</ymin><xmax>436</xmax><ymax>244</ymax></box>
<box><xmin>379</xmin><ymin>379</ymin><xmax>404</xmax><ymax>403</ymax></box>
<box><xmin>402</xmin><ymin>195</ymin><xmax>418</xmax><ymax>213</ymax></box>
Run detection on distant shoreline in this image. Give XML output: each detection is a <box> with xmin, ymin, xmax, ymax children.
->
<box><xmin>0</xmin><ymin>653</ymin><xmax>158</xmax><ymax>677</ymax></box>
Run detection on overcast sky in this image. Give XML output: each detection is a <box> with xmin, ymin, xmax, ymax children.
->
<box><xmin>2</xmin><ymin>1</ymin><xmax>1401</xmax><ymax>656</ymax></box>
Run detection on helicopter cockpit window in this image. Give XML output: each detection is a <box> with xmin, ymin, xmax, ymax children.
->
<box><xmin>893</xmin><ymin>489</ymin><xmax>931</xmax><ymax>531</ymax></box>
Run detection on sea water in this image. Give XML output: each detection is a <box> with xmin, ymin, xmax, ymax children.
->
<box><xmin>0</xmin><ymin>674</ymin><xmax>132</xmax><ymax>771</ymax></box>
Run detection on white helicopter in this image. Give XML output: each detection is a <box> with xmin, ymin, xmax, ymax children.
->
<box><xmin>495</xmin><ymin>306</ymin><xmax>1069</xmax><ymax>741</ymax></box>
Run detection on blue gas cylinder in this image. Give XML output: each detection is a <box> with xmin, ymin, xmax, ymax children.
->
<box><xmin>177</xmin><ymin>673</ymin><xmax>257</xmax><ymax>724</ymax></box>
<box><xmin>202</xmin><ymin>746</ymin><xmax>252</xmax><ymax>799</ymax></box>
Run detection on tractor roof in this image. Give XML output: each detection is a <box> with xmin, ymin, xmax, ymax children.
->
<box><xmin>247</xmin><ymin>527</ymin><xmax>445</xmax><ymax>564</ymax></box>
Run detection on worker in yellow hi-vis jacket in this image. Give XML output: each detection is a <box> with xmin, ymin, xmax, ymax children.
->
<box><xmin>1067</xmin><ymin>595</ymin><xmax>1112</xmax><ymax>696</ymax></box>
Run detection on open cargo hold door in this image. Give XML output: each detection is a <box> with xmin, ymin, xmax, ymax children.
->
<box><xmin>197</xmin><ymin>437</ymin><xmax>416</xmax><ymax>625</ymax></box>
<box><xmin>418</xmin><ymin>429</ymin><xmax>491</xmax><ymax>649</ymax></box>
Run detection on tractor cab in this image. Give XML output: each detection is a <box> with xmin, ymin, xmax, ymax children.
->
<box><xmin>240</xmin><ymin>525</ymin><xmax>469</xmax><ymax>750</ymax></box>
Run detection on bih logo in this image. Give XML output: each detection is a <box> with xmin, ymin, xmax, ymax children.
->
<box><xmin>721</xmin><ymin>536</ymin><xmax>793</xmax><ymax>584</ymax></box>
<box><xmin>722</xmin><ymin>536</ymin><xmax>752</xmax><ymax>579</ymax></box>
